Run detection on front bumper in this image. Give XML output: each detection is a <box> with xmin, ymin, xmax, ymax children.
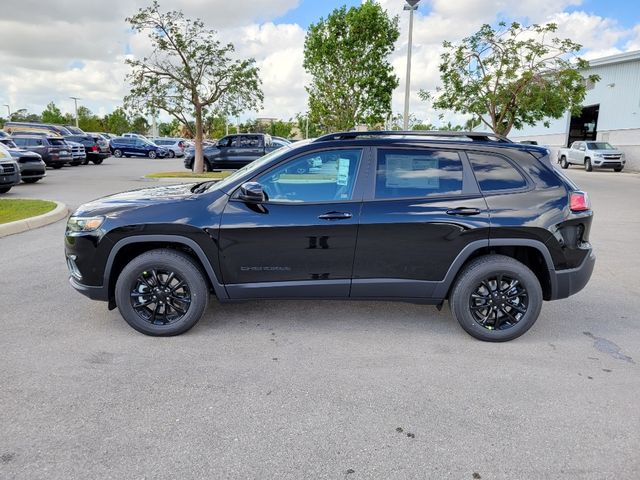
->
<box><xmin>550</xmin><ymin>249</ymin><xmax>596</xmax><ymax>300</ymax></box>
<box><xmin>69</xmin><ymin>276</ymin><xmax>109</xmax><ymax>301</ymax></box>
<box><xmin>0</xmin><ymin>169</ymin><xmax>21</xmax><ymax>186</ymax></box>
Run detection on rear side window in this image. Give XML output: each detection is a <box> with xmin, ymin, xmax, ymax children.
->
<box><xmin>239</xmin><ymin>136</ymin><xmax>262</xmax><ymax>148</ymax></box>
<box><xmin>375</xmin><ymin>149</ymin><xmax>463</xmax><ymax>199</ymax></box>
<box><xmin>468</xmin><ymin>152</ymin><xmax>527</xmax><ymax>192</ymax></box>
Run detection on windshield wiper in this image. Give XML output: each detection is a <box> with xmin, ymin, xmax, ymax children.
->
<box><xmin>191</xmin><ymin>181</ymin><xmax>217</xmax><ymax>194</ymax></box>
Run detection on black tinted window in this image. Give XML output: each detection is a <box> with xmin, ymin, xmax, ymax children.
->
<box><xmin>239</xmin><ymin>136</ymin><xmax>261</xmax><ymax>148</ymax></box>
<box><xmin>376</xmin><ymin>149</ymin><xmax>463</xmax><ymax>199</ymax></box>
<box><xmin>49</xmin><ymin>139</ymin><xmax>65</xmax><ymax>146</ymax></box>
<box><xmin>13</xmin><ymin>138</ymin><xmax>26</xmax><ymax>147</ymax></box>
<box><xmin>468</xmin><ymin>153</ymin><xmax>527</xmax><ymax>192</ymax></box>
<box><xmin>217</xmin><ymin>136</ymin><xmax>233</xmax><ymax>147</ymax></box>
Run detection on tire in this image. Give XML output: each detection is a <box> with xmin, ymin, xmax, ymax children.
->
<box><xmin>148</xmin><ymin>150</ymin><xmax>157</xmax><ymax>159</ymax></box>
<box><xmin>115</xmin><ymin>249</ymin><xmax>209</xmax><ymax>336</ymax></box>
<box><xmin>51</xmin><ymin>164</ymin><xmax>64</xmax><ymax>169</ymax></box>
<box><xmin>69</xmin><ymin>161</ymin><xmax>81</xmax><ymax>166</ymax></box>
<box><xmin>113</xmin><ymin>149</ymin><xmax>123</xmax><ymax>158</ymax></box>
<box><xmin>560</xmin><ymin>156</ymin><xmax>569</xmax><ymax>169</ymax></box>
<box><xmin>0</xmin><ymin>186</ymin><xmax>11</xmax><ymax>194</ymax></box>
<box><xmin>169</xmin><ymin>150</ymin><xmax>175</xmax><ymax>158</ymax></box>
<box><xmin>22</xmin><ymin>178</ymin><xmax>40</xmax><ymax>184</ymax></box>
<box><xmin>82</xmin><ymin>158</ymin><xmax>89</xmax><ymax>165</ymax></box>
<box><xmin>92</xmin><ymin>158</ymin><xmax>103</xmax><ymax>165</ymax></box>
<box><xmin>614</xmin><ymin>166</ymin><xmax>623</xmax><ymax>172</ymax></box>
<box><xmin>449</xmin><ymin>254</ymin><xmax>543</xmax><ymax>342</ymax></box>
<box><xmin>585</xmin><ymin>158</ymin><xmax>593</xmax><ymax>172</ymax></box>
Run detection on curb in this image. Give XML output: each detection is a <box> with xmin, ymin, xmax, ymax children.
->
<box><xmin>0</xmin><ymin>200</ymin><xmax>68</xmax><ymax>238</ymax></box>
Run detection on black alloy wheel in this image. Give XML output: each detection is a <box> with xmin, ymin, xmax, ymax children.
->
<box><xmin>468</xmin><ymin>274</ymin><xmax>528</xmax><ymax>331</ymax></box>
<box><xmin>130</xmin><ymin>269</ymin><xmax>192</xmax><ymax>326</ymax></box>
<box><xmin>115</xmin><ymin>249</ymin><xmax>209</xmax><ymax>336</ymax></box>
<box><xmin>450</xmin><ymin>255</ymin><xmax>542</xmax><ymax>342</ymax></box>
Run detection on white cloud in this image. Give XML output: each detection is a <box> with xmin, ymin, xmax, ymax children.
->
<box><xmin>0</xmin><ymin>0</ymin><xmax>637</xmax><ymax>127</ymax></box>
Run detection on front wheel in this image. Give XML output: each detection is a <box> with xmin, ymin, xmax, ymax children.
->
<box><xmin>148</xmin><ymin>150</ymin><xmax>157</xmax><ymax>159</ymax></box>
<box><xmin>585</xmin><ymin>158</ymin><xmax>593</xmax><ymax>172</ymax></box>
<box><xmin>449</xmin><ymin>255</ymin><xmax>543</xmax><ymax>342</ymax></box>
<box><xmin>115</xmin><ymin>249</ymin><xmax>209</xmax><ymax>336</ymax></box>
<box><xmin>560</xmin><ymin>156</ymin><xmax>569</xmax><ymax>169</ymax></box>
<box><xmin>22</xmin><ymin>178</ymin><xmax>41</xmax><ymax>184</ymax></box>
<box><xmin>51</xmin><ymin>164</ymin><xmax>64</xmax><ymax>169</ymax></box>
<box><xmin>168</xmin><ymin>150</ymin><xmax>175</xmax><ymax>158</ymax></box>
<box><xmin>614</xmin><ymin>166</ymin><xmax>624</xmax><ymax>172</ymax></box>
<box><xmin>0</xmin><ymin>186</ymin><xmax>11</xmax><ymax>194</ymax></box>
<box><xmin>113</xmin><ymin>149</ymin><xmax>123</xmax><ymax>158</ymax></box>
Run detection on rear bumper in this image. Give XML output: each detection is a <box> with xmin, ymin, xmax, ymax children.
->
<box><xmin>19</xmin><ymin>163</ymin><xmax>46</xmax><ymax>178</ymax></box>
<box><xmin>550</xmin><ymin>249</ymin><xmax>596</xmax><ymax>300</ymax></box>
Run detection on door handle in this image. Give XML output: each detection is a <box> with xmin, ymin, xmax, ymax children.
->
<box><xmin>318</xmin><ymin>211</ymin><xmax>353</xmax><ymax>220</ymax></box>
<box><xmin>446</xmin><ymin>207</ymin><xmax>482</xmax><ymax>216</ymax></box>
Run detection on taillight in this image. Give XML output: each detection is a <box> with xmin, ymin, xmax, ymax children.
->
<box><xmin>570</xmin><ymin>191</ymin><xmax>590</xmax><ymax>212</ymax></box>
<box><xmin>92</xmin><ymin>145</ymin><xmax>98</xmax><ymax>152</ymax></box>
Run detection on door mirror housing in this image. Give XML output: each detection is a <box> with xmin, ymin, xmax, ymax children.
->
<box><xmin>238</xmin><ymin>182</ymin><xmax>266</xmax><ymax>203</ymax></box>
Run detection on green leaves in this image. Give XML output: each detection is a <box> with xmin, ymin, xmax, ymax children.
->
<box><xmin>124</xmin><ymin>2</ymin><xmax>263</xmax><ymax>172</ymax></box>
<box><xmin>303</xmin><ymin>0</ymin><xmax>400</xmax><ymax>132</ymax></box>
<box><xmin>423</xmin><ymin>22</ymin><xmax>596</xmax><ymax>135</ymax></box>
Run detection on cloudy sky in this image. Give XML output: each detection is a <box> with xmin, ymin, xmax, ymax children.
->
<box><xmin>0</xmin><ymin>0</ymin><xmax>639</xmax><ymax>126</ymax></box>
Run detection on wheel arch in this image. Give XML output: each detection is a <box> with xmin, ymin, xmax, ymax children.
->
<box><xmin>104</xmin><ymin>235</ymin><xmax>228</xmax><ymax>308</ymax></box>
<box><xmin>435</xmin><ymin>239</ymin><xmax>556</xmax><ymax>301</ymax></box>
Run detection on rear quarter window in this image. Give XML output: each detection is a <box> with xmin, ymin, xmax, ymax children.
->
<box><xmin>468</xmin><ymin>152</ymin><xmax>528</xmax><ymax>192</ymax></box>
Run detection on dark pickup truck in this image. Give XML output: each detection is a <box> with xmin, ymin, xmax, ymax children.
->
<box><xmin>184</xmin><ymin>133</ymin><xmax>279</xmax><ymax>170</ymax></box>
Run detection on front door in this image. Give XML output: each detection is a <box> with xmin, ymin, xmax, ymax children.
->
<box><xmin>219</xmin><ymin>148</ymin><xmax>366</xmax><ymax>299</ymax></box>
<box><xmin>351</xmin><ymin>147</ymin><xmax>490</xmax><ymax>298</ymax></box>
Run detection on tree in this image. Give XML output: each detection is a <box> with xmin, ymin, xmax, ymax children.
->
<box><xmin>104</xmin><ymin>108</ymin><xmax>131</xmax><ymax>135</ymax></box>
<box><xmin>295</xmin><ymin>113</ymin><xmax>323</xmax><ymax>139</ymax></box>
<box><xmin>205</xmin><ymin>114</ymin><xmax>228</xmax><ymax>139</ymax></box>
<box><xmin>420</xmin><ymin>22</ymin><xmax>599</xmax><ymax>136</ymax></box>
<box><xmin>10</xmin><ymin>109</ymin><xmax>41</xmax><ymax>122</ymax></box>
<box><xmin>130</xmin><ymin>116</ymin><xmax>150</xmax><ymax>134</ymax></box>
<box><xmin>77</xmin><ymin>106</ymin><xmax>103</xmax><ymax>132</ymax></box>
<box><xmin>124</xmin><ymin>1</ymin><xmax>263</xmax><ymax>173</ymax></box>
<box><xmin>303</xmin><ymin>1</ymin><xmax>399</xmax><ymax>132</ymax></box>
<box><xmin>41</xmin><ymin>102</ymin><xmax>65</xmax><ymax>124</ymax></box>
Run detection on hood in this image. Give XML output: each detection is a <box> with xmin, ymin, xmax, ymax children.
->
<box><xmin>7</xmin><ymin>148</ymin><xmax>41</xmax><ymax>158</ymax></box>
<box><xmin>74</xmin><ymin>182</ymin><xmax>202</xmax><ymax>217</ymax></box>
<box><xmin>591</xmin><ymin>149</ymin><xmax>624</xmax><ymax>155</ymax></box>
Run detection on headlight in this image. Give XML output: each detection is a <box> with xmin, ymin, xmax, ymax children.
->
<box><xmin>594</xmin><ymin>153</ymin><xmax>603</xmax><ymax>157</ymax></box>
<box><xmin>67</xmin><ymin>216</ymin><xmax>105</xmax><ymax>232</ymax></box>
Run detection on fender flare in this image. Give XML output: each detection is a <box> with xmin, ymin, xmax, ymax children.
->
<box><xmin>104</xmin><ymin>235</ymin><xmax>228</xmax><ymax>300</ymax></box>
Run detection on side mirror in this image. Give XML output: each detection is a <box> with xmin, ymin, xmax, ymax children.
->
<box><xmin>238</xmin><ymin>182</ymin><xmax>266</xmax><ymax>203</ymax></box>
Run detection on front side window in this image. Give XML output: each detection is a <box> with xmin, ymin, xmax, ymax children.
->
<box><xmin>375</xmin><ymin>149</ymin><xmax>463</xmax><ymax>199</ymax></box>
<box><xmin>217</xmin><ymin>136</ymin><xmax>233</xmax><ymax>148</ymax></box>
<box><xmin>468</xmin><ymin>152</ymin><xmax>528</xmax><ymax>192</ymax></box>
<box><xmin>255</xmin><ymin>149</ymin><xmax>362</xmax><ymax>203</ymax></box>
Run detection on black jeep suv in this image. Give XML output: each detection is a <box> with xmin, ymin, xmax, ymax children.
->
<box><xmin>65</xmin><ymin>131</ymin><xmax>595</xmax><ymax>341</ymax></box>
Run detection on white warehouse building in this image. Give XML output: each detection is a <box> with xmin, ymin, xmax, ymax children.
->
<box><xmin>509</xmin><ymin>50</ymin><xmax>640</xmax><ymax>171</ymax></box>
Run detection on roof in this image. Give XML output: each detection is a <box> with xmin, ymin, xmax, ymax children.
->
<box><xmin>587</xmin><ymin>50</ymin><xmax>640</xmax><ymax>68</ymax></box>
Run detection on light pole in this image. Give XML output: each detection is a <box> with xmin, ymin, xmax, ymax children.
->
<box><xmin>3</xmin><ymin>104</ymin><xmax>10</xmax><ymax>119</ymax></box>
<box><xmin>403</xmin><ymin>0</ymin><xmax>420</xmax><ymax>131</ymax></box>
<box><xmin>69</xmin><ymin>96</ymin><xmax>81</xmax><ymax>127</ymax></box>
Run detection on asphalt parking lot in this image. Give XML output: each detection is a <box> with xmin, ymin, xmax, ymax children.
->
<box><xmin>1</xmin><ymin>158</ymin><xmax>639</xmax><ymax>479</ymax></box>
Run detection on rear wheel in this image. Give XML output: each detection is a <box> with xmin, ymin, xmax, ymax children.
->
<box><xmin>115</xmin><ymin>249</ymin><xmax>209</xmax><ymax>336</ymax></box>
<box><xmin>449</xmin><ymin>255</ymin><xmax>543</xmax><ymax>342</ymax></box>
<box><xmin>560</xmin><ymin>156</ymin><xmax>569</xmax><ymax>169</ymax></box>
<box><xmin>113</xmin><ymin>149</ymin><xmax>123</xmax><ymax>158</ymax></box>
<box><xmin>585</xmin><ymin>158</ymin><xmax>593</xmax><ymax>172</ymax></box>
<box><xmin>0</xmin><ymin>186</ymin><xmax>11</xmax><ymax>193</ymax></box>
<box><xmin>51</xmin><ymin>164</ymin><xmax>64</xmax><ymax>169</ymax></box>
<box><xmin>22</xmin><ymin>178</ymin><xmax>41</xmax><ymax>184</ymax></box>
<box><xmin>168</xmin><ymin>150</ymin><xmax>176</xmax><ymax>158</ymax></box>
<box><xmin>69</xmin><ymin>161</ymin><xmax>82</xmax><ymax>166</ymax></box>
<box><xmin>148</xmin><ymin>150</ymin><xmax>157</xmax><ymax>159</ymax></box>
<box><xmin>92</xmin><ymin>158</ymin><xmax>103</xmax><ymax>165</ymax></box>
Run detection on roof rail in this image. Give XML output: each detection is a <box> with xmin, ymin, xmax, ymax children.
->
<box><xmin>314</xmin><ymin>130</ymin><xmax>512</xmax><ymax>143</ymax></box>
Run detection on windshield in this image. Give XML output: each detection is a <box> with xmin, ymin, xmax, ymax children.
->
<box><xmin>204</xmin><ymin>143</ymin><xmax>301</xmax><ymax>192</ymax></box>
<box><xmin>587</xmin><ymin>142</ymin><xmax>614</xmax><ymax>150</ymax></box>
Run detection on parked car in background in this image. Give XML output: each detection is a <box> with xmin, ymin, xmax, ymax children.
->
<box><xmin>151</xmin><ymin>137</ymin><xmax>186</xmax><ymax>158</ymax></box>
<box><xmin>0</xmin><ymin>143</ymin><xmax>21</xmax><ymax>193</ymax></box>
<box><xmin>64</xmin><ymin>125</ymin><xmax>87</xmax><ymax>135</ymax></box>
<box><xmin>65</xmin><ymin>134</ymin><xmax>110</xmax><ymax>165</ymax></box>
<box><xmin>64</xmin><ymin>140</ymin><xmax>87</xmax><ymax>166</ymax></box>
<box><xmin>96</xmin><ymin>132</ymin><xmax>116</xmax><ymax>140</ymax></box>
<box><xmin>0</xmin><ymin>138</ymin><xmax>46</xmax><ymax>183</ymax></box>
<box><xmin>109</xmin><ymin>136</ymin><xmax>169</xmax><ymax>159</ymax></box>
<box><xmin>122</xmin><ymin>133</ymin><xmax>148</xmax><ymax>140</ymax></box>
<box><xmin>183</xmin><ymin>133</ymin><xmax>274</xmax><ymax>170</ymax></box>
<box><xmin>66</xmin><ymin>130</ymin><xmax>595</xmax><ymax>340</ymax></box>
<box><xmin>88</xmin><ymin>133</ymin><xmax>111</xmax><ymax>154</ymax></box>
<box><xmin>12</xmin><ymin>135</ymin><xmax>71</xmax><ymax>168</ymax></box>
<box><xmin>272</xmin><ymin>136</ymin><xmax>292</xmax><ymax>145</ymax></box>
<box><xmin>558</xmin><ymin>141</ymin><xmax>626</xmax><ymax>172</ymax></box>
<box><xmin>4</xmin><ymin>121</ymin><xmax>71</xmax><ymax>137</ymax></box>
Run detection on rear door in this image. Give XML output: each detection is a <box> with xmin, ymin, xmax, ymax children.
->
<box><xmin>351</xmin><ymin>146</ymin><xmax>490</xmax><ymax>299</ymax></box>
<box><xmin>218</xmin><ymin>147</ymin><xmax>367</xmax><ymax>299</ymax></box>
